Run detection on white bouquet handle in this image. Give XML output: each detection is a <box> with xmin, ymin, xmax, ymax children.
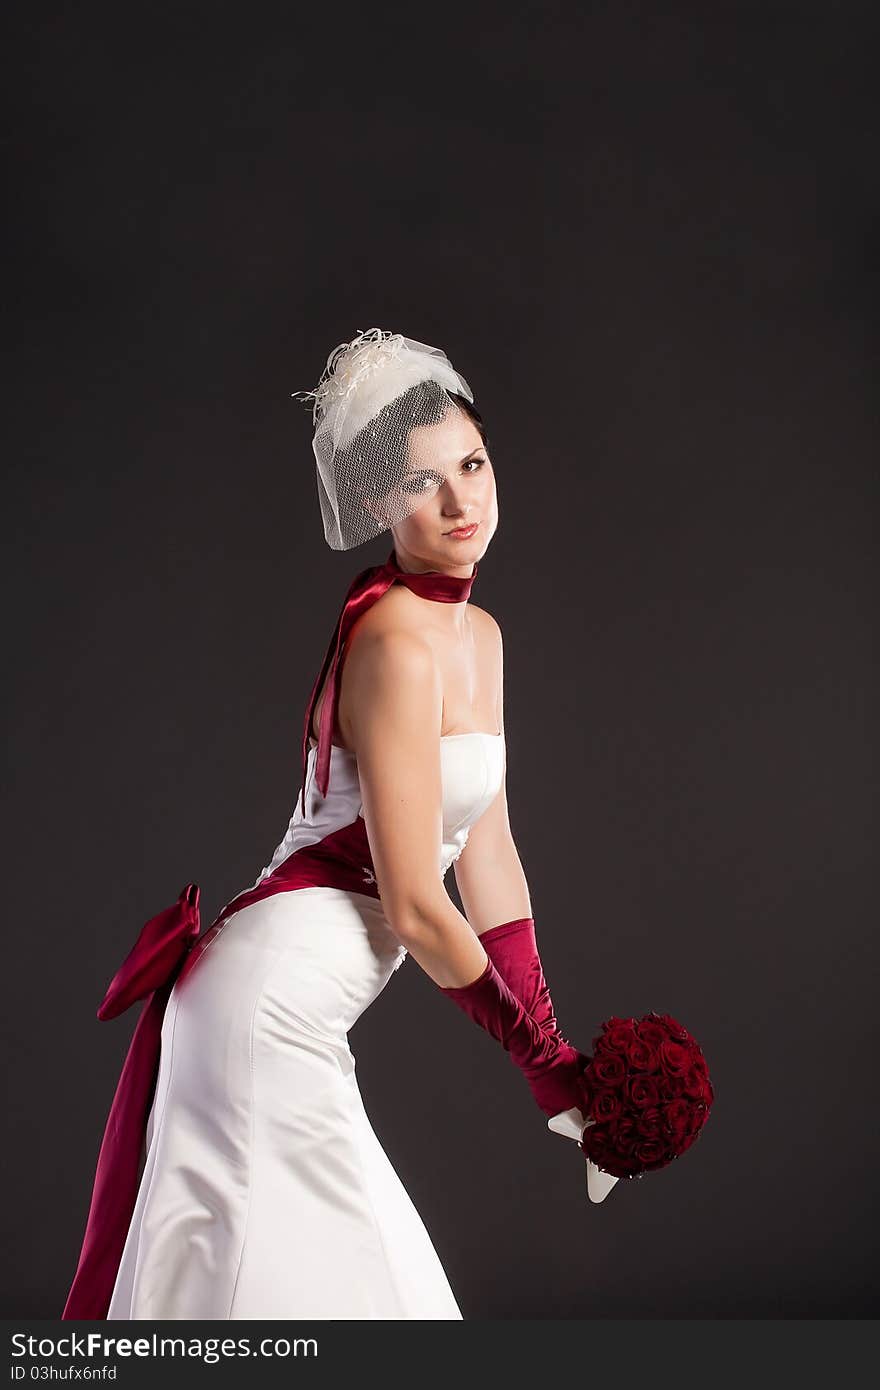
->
<box><xmin>548</xmin><ymin>1107</ymin><xmax>620</xmax><ymax>1203</ymax></box>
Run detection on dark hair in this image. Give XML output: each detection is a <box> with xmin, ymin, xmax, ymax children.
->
<box><xmin>448</xmin><ymin>390</ymin><xmax>489</xmax><ymax>451</ymax></box>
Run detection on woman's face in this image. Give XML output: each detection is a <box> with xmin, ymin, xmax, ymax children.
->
<box><xmin>388</xmin><ymin>407</ymin><xmax>498</xmax><ymax>569</ymax></box>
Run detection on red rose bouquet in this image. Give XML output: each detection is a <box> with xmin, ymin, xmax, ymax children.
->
<box><xmin>550</xmin><ymin>1010</ymin><xmax>715</xmax><ymax>1201</ymax></box>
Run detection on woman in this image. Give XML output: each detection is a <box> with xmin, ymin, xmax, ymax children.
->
<box><xmin>63</xmin><ymin>329</ymin><xmax>589</xmax><ymax>1321</ymax></box>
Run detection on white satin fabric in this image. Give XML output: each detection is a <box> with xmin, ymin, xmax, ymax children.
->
<box><xmin>107</xmin><ymin>730</ymin><xmax>505</xmax><ymax>1320</ymax></box>
<box><xmin>257</xmin><ymin>731</ymin><xmax>505</xmax><ymax>886</ymax></box>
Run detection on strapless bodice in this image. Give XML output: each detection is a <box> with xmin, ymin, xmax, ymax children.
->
<box><xmin>431</xmin><ymin>731</ymin><xmax>506</xmax><ymax>872</ymax></box>
<box><xmin>255</xmin><ymin>730</ymin><xmax>505</xmax><ymax>887</ymax></box>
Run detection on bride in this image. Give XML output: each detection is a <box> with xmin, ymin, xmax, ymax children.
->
<box><xmin>62</xmin><ymin>328</ymin><xmax>590</xmax><ymax>1320</ymax></box>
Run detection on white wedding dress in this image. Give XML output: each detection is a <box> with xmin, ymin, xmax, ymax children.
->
<box><xmin>106</xmin><ymin>730</ymin><xmax>505</xmax><ymax>1320</ymax></box>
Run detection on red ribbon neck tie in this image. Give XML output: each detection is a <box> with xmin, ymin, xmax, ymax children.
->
<box><xmin>300</xmin><ymin>547</ymin><xmax>477</xmax><ymax>813</ymax></box>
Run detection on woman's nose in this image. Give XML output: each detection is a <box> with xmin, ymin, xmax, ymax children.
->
<box><xmin>441</xmin><ymin>482</ymin><xmax>473</xmax><ymax>516</ymax></box>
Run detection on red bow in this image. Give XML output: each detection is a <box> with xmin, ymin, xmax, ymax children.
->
<box><xmin>62</xmin><ymin>884</ymin><xmax>204</xmax><ymax>1320</ymax></box>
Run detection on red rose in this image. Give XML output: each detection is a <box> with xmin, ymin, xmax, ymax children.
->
<box><xmin>625</xmin><ymin>1037</ymin><xmax>658</xmax><ymax>1071</ymax></box>
<box><xmin>590</xmin><ymin>1052</ymin><xmax>627</xmax><ymax>1086</ymax></box>
<box><xmin>584</xmin><ymin>1130</ymin><xmax>640</xmax><ymax>1179</ymax></box>
<box><xmin>612</xmin><ymin>1116</ymin><xmax>639</xmax><ymax>1156</ymax></box>
<box><xmin>691</xmin><ymin>1052</ymin><xmax>710</xmax><ymax>1080</ymax></box>
<box><xmin>593</xmin><ymin>1088</ymin><xmax>623</xmax><ymax>1123</ymax></box>
<box><xmin>627</xmin><ymin>1074</ymin><xmax>660</xmax><ymax>1109</ymax></box>
<box><xmin>636</xmin><ymin>1019</ymin><xmax>668</xmax><ymax>1048</ymax></box>
<box><xmin>583</xmin><ymin>1127</ymin><xmax>616</xmax><ymax>1166</ymax></box>
<box><xmin>658</xmin><ymin>1039</ymin><xmax>691</xmax><ymax>1075</ymax></box>
<box><xmin>687</xmin><ymin>1104</ymin><xmax>709</xmax><ymax>1136</ymax></box>
<box><xmin>618</xmin><ymin>1153</ymin><xmax>644</xmax><ymax>1178</ymax></box>
<box><xmin>656</xmin><ymin>1014</ymin><xmax>691</xmax><ymax>1042</ymax></box>
<box><xmin>682</xmin><ymin>1066</ymin><xmax>705</xmax><ymax>1099</ymax></box>
<box><xmin>662</xmin><ymin>1099</ymin><xmax>691</xmax><ymax>1139</ymax></box>
<box><xmin>664</xmin><ymin>1072</ymin><xmax>688</xmax><ymax>1099</ymax></box>
<box><xmin>636</xmin><ymin>1106</ymin><xmax>663</xmax><ymax>1138</ymax></box>
<box><xmin>599</xmin><ymin>1022</ymin><xmax>636</xmax><ymax>1054</ymax></box>
<box><xmin>635</xmin><ymin>1137</ymin><xmax>668</xmax><ymax>1166</ymax></box>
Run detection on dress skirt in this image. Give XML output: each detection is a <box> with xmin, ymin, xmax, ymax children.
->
<box><xmin>106</xmin><ymin>886</ymin><xmax>463</xmax><ymax>1320</ymax></box>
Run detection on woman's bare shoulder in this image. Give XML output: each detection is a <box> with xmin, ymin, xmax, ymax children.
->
<box><xmin>355</xmin><ymin>592</ymin><xmax>502</xmax><ymax>652</ymax></box>
<box><xmin>348</xmin><ymin>584</ymin><xmax>428</xmax><ymax>643</ymax></box>
<box><xmin>343</xmin><ymin>589</ymin><xmax>502</xmax><ymax>657</ymax></box>
<box><xmin>466</xmin><ymin>602</ymin><xmax>503</xmax><ymax>646</ymax></box>
<box><xmin>339</xmin><ymin>592</ymin><xmax>439</xmax><ymax>744</ymax></box>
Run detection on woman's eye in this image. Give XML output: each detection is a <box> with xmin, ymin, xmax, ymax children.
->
<box><xmin>401</xmin><ymin>473</ymin><xmax>442</xmax><ymax>495</ymax></box>
<box><xmin>401</xmin><ymin>459</ymin><xmax>485</xmax><ymax>494</ymax></box>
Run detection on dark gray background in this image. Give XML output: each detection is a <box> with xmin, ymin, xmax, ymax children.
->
<box><xmin>3</xmin><ymin>2</ymin><xmax>876</xmax><ymax>1318</ymax></box>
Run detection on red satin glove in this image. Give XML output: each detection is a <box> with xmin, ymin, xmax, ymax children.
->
<box><xmin>439</xmin><ymin>955</ymin><xmax>587</xmax><ymax>1118</ymax></box>
<box><xmin>478</xmin><ymin>916</ymin><xmax>570</xmax><ymax>1042</ymax></box>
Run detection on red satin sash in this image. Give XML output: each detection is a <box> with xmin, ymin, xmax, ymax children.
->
<box><xmin>62</xmin><ymin>885</ymin><xmax>202</xmax><ymax>1319</ymax></box>
<box><xmin>62</xmin><ymin>548</ymin><xmax>476</xmax><ymax>1320</ymax></box>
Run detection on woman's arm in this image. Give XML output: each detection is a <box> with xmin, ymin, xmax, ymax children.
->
<box><xmin>345</xmin><ymin>612</ymin><xmax>588</xmax><ymax>1119</ymax></box>
<box><xmin>451</xmin><ymin>617</ymin><xmax>570</xmax><ymax>1043</ymax></box>
<box><xmin>345</xmin><ymin>621</ymin><xmax>488</xmax><ymax>988</ymax></box>
<box><xmin>453</xmin><ymin>609</ymin><xmax>532</xmax><ymax>933</ymax></box>
<box><xmin>453</xmin><ymin>767</ymin><xmax>533</xmax><ymax>935</ymax></box>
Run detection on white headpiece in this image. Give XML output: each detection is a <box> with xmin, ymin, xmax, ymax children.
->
<box><xmin>292</xmin><ymin>327</ymin><xmax>475</xmax><ymax>550</ymax></box>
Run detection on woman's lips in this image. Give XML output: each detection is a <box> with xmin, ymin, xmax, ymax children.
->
<box><xmin>446</xmin><ymin>521</ymin><xmax>479</xmax><ymax>539</ymax></box>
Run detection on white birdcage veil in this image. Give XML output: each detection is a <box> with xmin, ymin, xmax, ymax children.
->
<box><xmin>292</xmin><ymin>327</ymin><xmax>476</xmax><ymax>550</ymax></box>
